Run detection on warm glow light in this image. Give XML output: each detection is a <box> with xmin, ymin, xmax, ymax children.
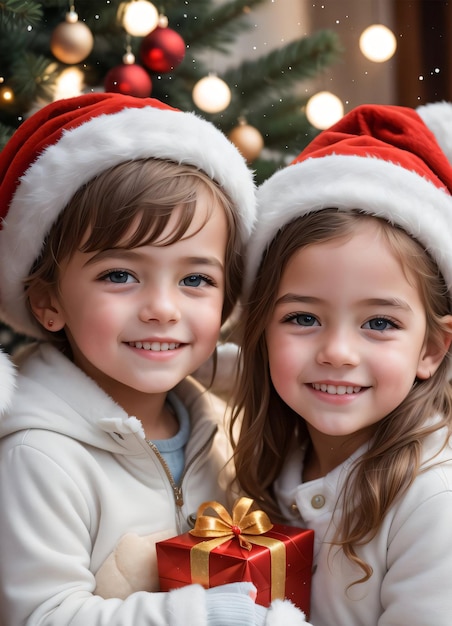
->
<box><xmin>0</xmin><ymin>86</ymin><xmax>14</xmax><ymax>102</ymax></box>
<box><xmin>306</xmin><ymin>91</ymin><xmax>344</xmax><ymax>130</ymax></box>
<box><xmin>192</xmin><ymin>75</ymin><xmax>231</xmax><ymax>113</ymax></box>
<box><xmin>121</xmin><ymin>0</ymin><xmax>159</xmax><ymax>37</ymax></box>
<box><xmin>54</xmin><ymin>67</ymin><xmax>84</xmax><ymax>100</ymax></box>
<box><xmin>359</xmin><ymin>24</ymin><xmax>397</xmax><ymax>62</ymax></box>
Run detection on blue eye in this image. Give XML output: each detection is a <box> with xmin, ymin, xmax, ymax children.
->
<box><xmin>363</xmin><ymin>317</ymin><xmax>397</xmax><ymax>331</ymax></box>
<box><xmin>101</xmin><ymin>270</ymin><xmax>135</xmax><ymax>284</ymax></box>
<box><xmin>284</xmin><ymin>313</ymin><xmax>319</xmax><ymax>327</ymax></box>
<box><xmin>180</xmin><ymin>274</ymin><xmax>214</xmax><ymax>288</ymax></box>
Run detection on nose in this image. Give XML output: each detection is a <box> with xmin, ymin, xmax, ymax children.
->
<box><xmin>138</xmin><ymin>285</ymin><xmax>181</xmax><ymax>324</ymax></box>
<box><xmin>316</xmin><ymin>325</ymin><xmax>360</xmax><ymax>368</ymax></box>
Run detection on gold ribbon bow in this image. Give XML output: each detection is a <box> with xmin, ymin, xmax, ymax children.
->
<box><xmin>190</xmin><ymin>497</ymin><xmax>273</xmax><ymax>549</ymax></box>
<box><xmin>188</xmin><ymin>497</ymin><xmax>286</xmax><ymax>600</ymax></box>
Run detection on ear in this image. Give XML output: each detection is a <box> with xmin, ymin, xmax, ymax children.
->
<box><xmin>416</xmin><ymin>315</ymin><xmax>452</xmax><ymax>380</ymax></box>
<box><xmin>27</xmin><ymin>282</ymin><xmax>66</xmax><ymax>332</ymax></box>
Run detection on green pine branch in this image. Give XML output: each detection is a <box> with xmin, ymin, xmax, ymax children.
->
<box><xmin>9</xmin><ymin>52</ymin><xmax>60</xmax><ymax>100</ymax></box>
<box><xmin>0</xmin><ymin>0</ymin><xmax>43</xmax><ymax>29</ymax></box>
<box><xmin>225</xmin><ymin>28</ymin><xmax>342</xmax><ymax>100</ymax></box>
<box><xmin>246</xmin><ymin>94</ymin><xmax>318</xmax><ymax>149</ymax></box>
<box><xmin>0</xmin><ymin>121</ymin><xmax>15</xmax><ymax>151</ymax></box>
<box><xmin>179</xmin><ymin>0</ymin><xmax>268</xmax><ymax>52</ymax></box>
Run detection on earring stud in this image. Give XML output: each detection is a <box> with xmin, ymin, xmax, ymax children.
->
<box><xmin>47</xmin><ymin>319</ymin><xmax>54</xmax><ymax>328</ymax></box>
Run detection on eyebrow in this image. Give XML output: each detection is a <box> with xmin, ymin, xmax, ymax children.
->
<box><xmin>84</xmin><ymin>248</ymin><xmax>224</xmax><ymax>269</ymax></box>
<box><xmin>275</xmin><ymin>293</ymin><xmax>413</xmax><ymax>311</ymax></box>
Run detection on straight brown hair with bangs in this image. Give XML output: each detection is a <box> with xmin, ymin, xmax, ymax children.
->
<box><xmin>231</xmin><ymin>208</ymin><xmax>452</xmax><ymax>584</ymax></box>
<box><xmin>24</xmin><ymin>158</ymin><xmax>243</xmax><ymax>350</ymax></box>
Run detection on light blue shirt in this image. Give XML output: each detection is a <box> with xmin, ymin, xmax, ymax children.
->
<box><xmin>151</xmin><ymin>392</ymin><xmax>190</xmax><ymax>484</ymax></box>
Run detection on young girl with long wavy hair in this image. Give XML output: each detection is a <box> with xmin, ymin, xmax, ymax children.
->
<box><xmin>232</xmin><ymin>102</ymin><xmax>452</xmax><ymax>625</ymax></box>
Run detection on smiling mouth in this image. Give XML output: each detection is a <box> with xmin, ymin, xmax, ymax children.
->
<box><xmin>311</xmin><ymin>383</ymin><xmax>362</xmax><ymax>395</ymax></box>
<box><xmin>128</xmin><ymin>341</ymin><xmax>181</xmax><ymax>351</ymax></box>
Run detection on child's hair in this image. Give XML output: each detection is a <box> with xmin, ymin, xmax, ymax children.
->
<box><xmin>24</xmin><ymin>158</ymin><xmax>241</xmax><ymax>353</ymax></box>
<box><xmin>231</xmin><ymin>208</ymin><xmax>452</xmax><ymax>582</ymax></box>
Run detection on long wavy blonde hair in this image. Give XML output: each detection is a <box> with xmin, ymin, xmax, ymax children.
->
<box><xmin>231</xmin><ymin>209</ymin><xmax>452</xmax><ymax>583</ymax></box>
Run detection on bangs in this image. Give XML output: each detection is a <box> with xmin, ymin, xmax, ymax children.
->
<box><xmin>53</xmin><ymin>159</ymin><xmax>219</xmax><ymax>261</ymax></box>
<box><xmin>80</xmin><ymin>199</ymin><xmax>200</xmax><ymax>252</ymax></box>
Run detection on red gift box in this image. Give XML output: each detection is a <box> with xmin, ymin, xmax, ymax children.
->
<box><xmin>156</xmin><ymin>498</ymin><xmax>314</xmax><ymax>617</ymax></box>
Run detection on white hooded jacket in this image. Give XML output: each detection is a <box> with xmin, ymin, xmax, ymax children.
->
<box><xmin>0</xmin><ymin>344</ymin><xmax>307</xmax><ymax>626</ymax></box>
<box><xmin>0</xmin><ymin>342</ymin><xmax>231</xmax><ymax>624</ymax></box>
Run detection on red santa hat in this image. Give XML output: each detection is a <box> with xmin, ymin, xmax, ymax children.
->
<box><xmin>0</xmin><ymin>92</ymin><xmax>256</xmax><ymax>339</ymax></box>
<box><xmin>246</xmin><ymin>102</ymin><xmax>452</xmax><ymax>296</ymax></box>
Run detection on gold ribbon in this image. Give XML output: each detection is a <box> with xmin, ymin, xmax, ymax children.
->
<box><xmin>188</xmin><ymin>497</ymin><xmax>286</xmax><ymax>601</ymax></box>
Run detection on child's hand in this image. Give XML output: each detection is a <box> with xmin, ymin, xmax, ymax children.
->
<box><xmin>205</xmin><ymin>583</ymin><xmax>310</xmax><ymax>625</ymax></box>
<box><xmin>207</xmin><ymin>581</ymin><xmax>257</xmax><ymax>600</ymax></box>
<box><xmin>205</xmin><ymin>582</ymin><xmax>265</xmax><ymax>625</ymax></box>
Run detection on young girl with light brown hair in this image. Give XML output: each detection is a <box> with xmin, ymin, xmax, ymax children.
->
<box><xmin>232</xmin><ymin>102</ymin><xmax>452</xmax><ymax>625</ymax></box>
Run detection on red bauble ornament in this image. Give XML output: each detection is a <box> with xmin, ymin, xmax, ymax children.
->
<box><xmin>104</xmin><ymin>63</ymin><xmax>152</xmax><ymax>98</ymax></box>
<box><xmin>140</xmin><ymin>26</ymin><xmax>186</xmax><ymax>73</ymax></box>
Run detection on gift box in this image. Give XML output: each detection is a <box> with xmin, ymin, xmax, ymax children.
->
<box><xmin>156</xmin><ymin>498</ymin><xmax>314</xmax><ymax>617</ymax></box>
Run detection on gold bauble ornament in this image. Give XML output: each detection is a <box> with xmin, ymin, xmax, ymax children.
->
<box><xmin>228</xmin><ymin>120</ymin><xmax>264</xmax><ymax>162</ymax></box>
<box><xmin>50</xmin><ymin>11</ymin><xmax>94</xmax><ymax>65</ymax></box>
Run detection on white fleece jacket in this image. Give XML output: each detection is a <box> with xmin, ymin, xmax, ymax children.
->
<box><xmin>0</xmin><ymin>344</ymin><xmax>308</xmax><ymax>626</ymax></box>
<box><xmin>276</xmin><ymin>427</ymin><xmax>452</xmax><ymax>625</ymax></box>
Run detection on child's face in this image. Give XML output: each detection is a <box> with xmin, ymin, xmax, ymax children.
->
<box><xmin>265</xmin><ymin>220</ymin><xmax>443</xmax><ymax>444</ymax></box>
<box><xmin>46</xmin><ymin>188</ymin><xmax>228</xmax><ymax>406</ymax></box>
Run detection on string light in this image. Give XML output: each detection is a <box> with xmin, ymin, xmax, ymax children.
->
<box><xmin>192</xmin><ymin>74</ymin><xmax>231</xmax><ymax>114</ymax></box>
<box><xmin>0</xmin><ymin>86</ymin><xmax>14</xmax><ymax>103</ymax></box>
<box><xmin>54</xmin><ymin>67</ymin><xmax>85</xmax><ymax>100</ymax></box>
<box><xmin>359</xmin><ymin>24</ymin><xmax>397</xmax><ymax>62</ymax></box>
<box><xmin>305</xmin><ymin>91</ymin><xmax>344</xmax><ymax>130</ymax></box>
<box><xmin>120</xmin><ymin>0</ymin><xmax>159</xmax><ymax>37</ymax></box>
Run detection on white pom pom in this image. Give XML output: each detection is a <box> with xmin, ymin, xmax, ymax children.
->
<box><xmin>0</xmin><ymin>350</ymin><xmax>16</xmax><ymax>413</ymax></box>
<box><xmin>417</xmin><ymin>101</ymin><xmax>452</xmax><ymax>165</ymax></box>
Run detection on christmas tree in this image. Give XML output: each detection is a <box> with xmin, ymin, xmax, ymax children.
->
<box><xmin>0</xmin><ymin>0</ymin><xmax>341</xmax><ymax>354</ymax></box>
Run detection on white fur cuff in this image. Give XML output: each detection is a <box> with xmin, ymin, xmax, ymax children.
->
<box><xmin>266</xmin><ymin>599</ymin><xmax>310</xmax><ymax>626</ymax></box>
<box><xmin>166</xmin><ymin>584</ymin><xmax>208</xmax><ymax>626</ymax></box>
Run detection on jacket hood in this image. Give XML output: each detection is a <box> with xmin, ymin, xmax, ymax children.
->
<box><xmin>0</xmin><ymin>343</ymin><xmax>150</xmax><ymax>453</ymax></box>
<box><xmin>0</xmin><ymin>343</ymin><xmax>225</xmax><ymax>459</ymax></box>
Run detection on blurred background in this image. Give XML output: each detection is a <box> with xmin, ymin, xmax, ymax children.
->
<box><xmin>2</xmin><ymin>1</ymin><xmax>450</xmax><ymax>174</ymax></box>
<box><xmin>0</xmin><ymin>0</ymin><xmax>450</xmax><ymax>352</ymax></box>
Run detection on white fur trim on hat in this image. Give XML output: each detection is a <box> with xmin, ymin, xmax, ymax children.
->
<box><xmin>0</xmin><ymin>106</ymin><xmax>255</xmax><ymax>338</ymax></box>
<box><xmin>246</xmin><ymin>153</ymin><xmax>452</xmax><ymax>297</ymax></box>
<box><xmin>0</xmin><ymin>349</ymin><xmax>15</xmax><ymax>413</ymax></box>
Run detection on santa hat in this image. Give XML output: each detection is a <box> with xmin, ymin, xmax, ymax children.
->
<box><xmin>246</xmin><ymin>102</ymin><xmax>452</xmax><ymax>296</ymax></box>
<box><xmin>0</xmin><ymin>92</ymin><xmax>255</xmax><ymax>339</ymax></box>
